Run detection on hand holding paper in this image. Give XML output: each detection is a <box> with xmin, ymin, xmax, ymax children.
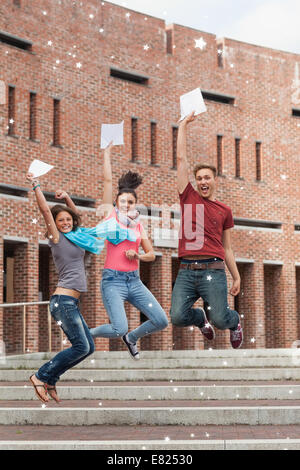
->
<box><xmin>101</xmin><ymin>121</ymin><xmax>124</xmax><ymax>149</ymax></box>
<box><xmin>28</xmin><ymin>159</ymin><xmax>54</xmax><ymax>178</ymax></box>
<box><xmin>180</xmin><ymin>88</ymin><xmax>207</xmax><ymax>121</ymax></box>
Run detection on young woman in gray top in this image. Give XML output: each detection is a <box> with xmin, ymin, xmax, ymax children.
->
<box><xmin>27</xmin><ymin>173</ymin><xmax>94</xmax><ymax>403</ymax></box>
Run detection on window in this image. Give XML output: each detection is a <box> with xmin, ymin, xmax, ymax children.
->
<box><xmin>29</xmin><ymin>92</ymin><xmax>37</xmax><ymax>140</ymax></box>
<box><xmin>217</xmin><ymin>135</ymin><xmax>223</xmax><ymax>175</ymax></box>
<box><xmin>217</xmin><ymin>44</ymin><xmax>224</xmax><ymax>68</ymax></box>
<box><xmin>8</xmin><ymin>86</ymin><xmax>15</xmax><ymax>136</ymax></box>
<box><xmin>235</xmin><ymin>138</ymin><xmax>241</xmax><ymax>178</ymax></box>
<box><xmin>166</xmin><ymin>28</ymin><xmax>174</xmax><ymax>54</ymax></box>
<box><xmin>0</xmin><ymin>30</ymin><xmax>32</xmax><ymax>51</ymax></box>
<box><xmin>292</xmin><ymin>109</ymin><xmax>300</xmax><ymax>117</ymax></box>
<box><xmin>131</xmin><ymin>117</ymin><xmax>138</xmax><ymax>161</ymax></box>
<box><xmin>53</xmin><ymin>99</ymin><xmax>61</xmax><ymax>146</ymax></box>
<box><xmin>150</xmin><ymin>121</ymin><xmax>157</xmax><ymax>165</ymax></box>
<box><xmin>172</xmin><ymin>126</ymin><xmax>178</xmax><ymax>169</ymax></box>
<box><xmin>202</xmin><ymin>91</ymin><xmax>235</xmax><ymax>105</ymax></box>
<box><xmin>256</xmin><ymin>141</ymin><xmax>262</xmax><ymax>181</ymax></box>
<box><xmin>110</xmin><ymin>68</ymin><xmax>149</xmax><ymax>85</ymax></box>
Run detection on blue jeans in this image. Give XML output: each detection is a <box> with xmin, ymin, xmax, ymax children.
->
<box><xmin>170</xmin><ymin>261</ymin><xmax>239</xmax><ymax>331</ymax></box>
<box><xmin>90</xmin><ymin>269</ymin><xmax>168</xmax><ymax>343</ymax></box>
<box><xmin>36</xmin><ymin>295</ymin><xmax>95</xmax><ymax>386</ymax></box>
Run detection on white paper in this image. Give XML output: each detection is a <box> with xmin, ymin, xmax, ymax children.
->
<box><xmin>28</xmin><ymin>159</ymin><xmax>54</xmax><ymax>178</ymax></box>
<box><xmin>101</xmin><ymin>121</ymin><xmax>124</xmax><ymax>149</ymax></box>
<box><xmin>180</xmin><ymin>88</ymin><xmax>207</xmax><ymax>120</ymax></box>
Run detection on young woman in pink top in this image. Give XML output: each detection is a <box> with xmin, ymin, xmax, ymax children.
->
<box><xmin>90</xmin><ymin>144</ymin><xmax>168</xmax><ymax>359</ymax></box>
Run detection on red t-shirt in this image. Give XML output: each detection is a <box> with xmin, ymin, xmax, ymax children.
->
<box><xmin>178</xmin><ymin>182</ymin><xmax>234</xmax><ymax>260</ymax></box>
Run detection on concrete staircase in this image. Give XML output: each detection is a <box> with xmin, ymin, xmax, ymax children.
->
<box><xmin>1</xmin><ymin>348</ymin><xmax>300</xmax><ymax>450</ymax></box>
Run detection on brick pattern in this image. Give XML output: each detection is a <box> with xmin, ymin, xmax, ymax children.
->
<box><xmin>0</xmin><ymin>0</ymin><xmax>300</xmax><ymax>353</ymax></box>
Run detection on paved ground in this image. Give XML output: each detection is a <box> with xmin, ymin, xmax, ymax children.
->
<box><xmin>1</xmin><ymin>424</ymin><xmax>300</xmax><ymax>441</ymax></box>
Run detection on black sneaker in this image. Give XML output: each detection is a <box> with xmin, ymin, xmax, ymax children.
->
<box><xmin>122</xmin><ymin>334</ymin><xmax>140</xmax><ymax>360</ymax></box>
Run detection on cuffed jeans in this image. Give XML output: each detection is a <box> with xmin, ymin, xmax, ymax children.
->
<box><xmin>170</xmin><ymin>262</ymin><xmax>239</xmax><ymax>331</ymax></box>
<box><xmin>90</xmin><ymin>269</ymin><xmax>168</xmax><ymax>343</ymax></box>
<box><xmin>36</xmin><ymin>295</ymin><xmax>95</xmax><ymax>386</ymax></box>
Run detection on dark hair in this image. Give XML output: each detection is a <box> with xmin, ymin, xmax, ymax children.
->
<box><xmin>193</xmin><ymin>163</ymin><xmax>217</xmax><ymax>178</ymax></box>
<box><xmin>45</xmin><ymin>204</ymin><xmax>81</xmax><ymax>237</ymax></box>
<box><xmin>116</xmin><ymin>171</ymin><xmax>143</xmax><ymax>202</ymax></box>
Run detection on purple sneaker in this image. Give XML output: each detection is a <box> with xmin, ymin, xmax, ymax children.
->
<box><xmin>230</xmin><ymin>322</ymin><xmax>243</xmax><ymax>349</ymax></box>
<box><xmin>199</xmin><ymin>308</ymin><xmax>215</xmax><ymax>341</ymax></box>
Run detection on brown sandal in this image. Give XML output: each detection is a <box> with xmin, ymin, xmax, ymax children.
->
<box><xmin>29</xmin><ymin>374</ymin><xmax>49</xmax><ymax>403</ymax></box>
<box><xmin>45</xmin><ymin>384</ymin><xmax>60</xmax><ymax>403</ymax></box>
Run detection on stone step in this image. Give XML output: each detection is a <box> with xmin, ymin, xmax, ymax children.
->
<box><xmin>0</xmin><ymin>439</ymin><xmax>299</xmax><ymax>450</ymax></box>
<box><xmin>3</xmin><ymin>356</ymin><xmax>300</xmax><ymax>370</ymax></box>
<box><xmin>1</xmin><ymin>404</ymin><xmax>300</xmax><ymax>425</ymax></box>
<box><xmin>5</xmin><ymin>348</ymin><xmax>300</xmax><ymax>360</ymax></box>
<box><xmin>1</xmin><ymin>384</ymin><xmax>299</xmax><ymax>401</ymax></box>
<box><xmin>1</xmin><ymin>368</ymin><xmax>300</xmax><ymax>382</ymax></box>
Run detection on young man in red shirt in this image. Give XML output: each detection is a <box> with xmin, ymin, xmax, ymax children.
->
<box><xmin>170</xmin><ymin>112</ymin><xmax>243</xmax><ymax>348</ymax></box>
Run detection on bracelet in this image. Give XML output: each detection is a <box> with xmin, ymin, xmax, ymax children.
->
<box><xmin>32</xmin><ymin>184</ymin><xmax>41</xmax><ymax>191</ymax></box>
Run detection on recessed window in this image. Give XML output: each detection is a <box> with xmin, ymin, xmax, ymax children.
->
<box><xmin>8</xmin><ymin>86</ymin><xmax>15</xmax><ymax>136</ymax></box>
<box><xmin>292</xmin><ymin>109</ymin><xmax>300</xmax><ymax>117</ymax></box>
<box><xmin>0</xmin><ymin>30</ymin><xmax>32</xmax><ymax>51</ymax></box>
<box><xmin>166</xmin><ymin>28</ymin><xmax>174</xmax><ymax>55</ymax></box>
<box><xmin>217</xmin><ymin>135</ymin><xmax>223</xmax><ymax>175</ymax></box>
<box><xmin>110</xmin><ymin>68</ymin><xmax>149</xmax><ymax>85</ymax></box>
<box><xmin>235</xmin><ymin>138</ymin><xmax>241</xmax><ymax>178</ymax></box>
<box><xmin>131</xmin><ymin>117</ymin><xmax>138</xmax><ymax>162</ymax></box>
<box><xmin>256</xmin><ymin>141</ymin><xmax>262</xmax><ymax>181</ymax></box>
<box><xmin>53</xmin><ymin>99</ymin><xmax>61</xmax><ymax>146</ymax></box>
<box><xmin>202</xmin><ymin>91</ymin><xmax>235</xmax><ymax>105</ymax></box>
<box><xmin>150</xmin><ymin>121</ymin><xmax>157</xmax><ymax>165</ymax></box>
<box><xmin>0</xmin><ymin>184</ymin><xmax>29</xmax><ymax>198</ymax></box>
<box><xmin>29</xmin><ymin>92</ymin><xmax>37</xmax><ymax>140</ymax></box>
<box><xmin>172</xmin><ymin>126</ymin><xmax>178</xmax><ymax>169</ymax></box>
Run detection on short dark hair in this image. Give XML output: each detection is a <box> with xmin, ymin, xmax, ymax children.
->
<box><xmin>193</xmin><ymin>163</ymin><xmax>217</xmax><ymax>178</ymax></box>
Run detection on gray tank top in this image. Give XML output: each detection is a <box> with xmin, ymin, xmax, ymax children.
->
<box><xmin>49</xmin><ymin>232</ymin><xmax>87</xmax><ymax>292</ymax></box>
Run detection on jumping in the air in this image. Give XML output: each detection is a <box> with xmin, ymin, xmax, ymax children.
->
<box><xmin>26</xmin><ymin>174</ymin><xmax>95</xmax><ymax>403</ymax></box>
<box><xmin>170</xmin><ymin>111</ymin><xmax>243</xmax><ymax>349</ymax></box>
<box><xmin>90</xmin><ymin>143</ymin><xmax>169</xmax><ymax>360</ymax></box>
<box><xmin>26</xmin><ymin>171</ymin><xmax>137</xmax><ymax>403</ymax></box>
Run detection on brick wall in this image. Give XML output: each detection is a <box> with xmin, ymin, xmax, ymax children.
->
<box><xmin>0</xmin><ymin>0</ymin><xmax>300</xmax><ymax>352</ymax></box>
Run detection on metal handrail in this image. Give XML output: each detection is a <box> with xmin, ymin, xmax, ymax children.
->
<box><xmin>0</xmin><ymin>301</ymin><xmax>63</xmax><ymax>353</ymax></box>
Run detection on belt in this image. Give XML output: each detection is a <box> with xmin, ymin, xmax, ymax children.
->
<box><xmin>180</xmin><ymin>261</ymin><xmax>225</xmax><ymax>270</ymax></box>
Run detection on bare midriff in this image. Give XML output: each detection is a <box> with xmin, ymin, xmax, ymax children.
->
<box><xmin>53</xmin><ymin>287</ymin><xmax>81</xmax><ymax>299</ymax></box>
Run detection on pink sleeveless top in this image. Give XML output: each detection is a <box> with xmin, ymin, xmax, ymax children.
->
<box><xmin>104</xmin><ymin>209</ymin><xmax>142</xmax><ymax>271</ymax></box>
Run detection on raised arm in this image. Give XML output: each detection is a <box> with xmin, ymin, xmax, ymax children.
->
<box><xmin>177</xmin><ymin>112</ymin><xmax>196</xmax><ymax>194</ymax></box>
<box><xmin>26</xmin><ymin>173</ymin><xmax>59</xmax><ymax>243</ymax></box>
<box><xmin>55</xmin><ymin>190</ymin><xmax>79</xmax><ymax>215</ymax></box>
<box><xmin>96</xmin><ymin>142</ymin><xmax>114</xmax><ymax>219</ymax></box>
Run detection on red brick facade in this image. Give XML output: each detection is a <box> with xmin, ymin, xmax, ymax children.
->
<box><xmin>0</xmin><ymin>0</ymin><xmax>300</xmax><ymax>353</ymax></box>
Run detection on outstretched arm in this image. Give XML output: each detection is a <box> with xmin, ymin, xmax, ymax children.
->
<box><xmin>177</xmin><ymin>112</ymin><xmax>196</xmax><ymax>194</ymax></box>
<box><xmin>96</xmin><ymin>142</ymin><xmax>114</xmax><ymax>219</ymax></box>
<box><xmin>26</xmin><ymin>173</ymin><xmax>59</xmax><ymax>243</ymax></box>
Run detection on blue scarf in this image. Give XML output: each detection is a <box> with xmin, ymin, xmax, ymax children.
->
<box><xmin>63</xmin><ymin>217</ymin><xmax>137</xmax><ymax>254</ymax></box>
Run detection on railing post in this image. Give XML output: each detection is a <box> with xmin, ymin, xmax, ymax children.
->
<box><xmin>47</xmin><ymin>304</ymin><xmax>52</xmax><ymax>352</ymax></box>
<box><xmin>23</xmin><ymin>305</ymin><xmax>26</xmax><ymax>354</ymax></box>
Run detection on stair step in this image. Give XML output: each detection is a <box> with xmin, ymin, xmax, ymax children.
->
<box><xmin>1</xmin><ymin>384</ymin><xmax>299</xmax><ymax>401</ymax></box>
<box><xmin>1</xmin><ymin>405</ymin><xmax>300</xmax><ymax>425</ymax></box>
<box><xmin>0</xmin><ymin>439</ymin><xmax>300</xmax><ymax>450</ymax></box>
<box><xmin>1</xmin><ymin>368</ymin><xmax>300</xmax><ymax>382</ymax></box>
